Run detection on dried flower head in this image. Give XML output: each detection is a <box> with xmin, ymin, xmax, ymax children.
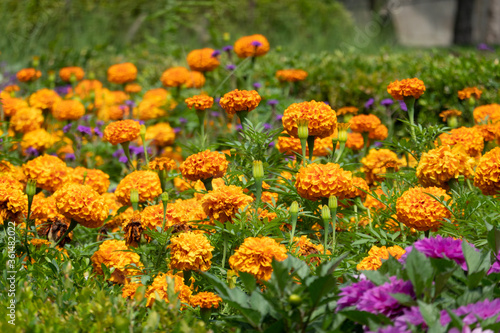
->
<box><xmin>229</xmin><ymin>237</ymin><xmax>287</xmax><ymax>281</ymax></box>
<box><xmin>168</xmin><ymin>231</ymin><xmax>214</xmax><ymax>271</ymax></box>
<box><xmin>474</xmin><ymin>147</ymin><xmax>500</xmax><ymax>195</ymax></box>
<box><xmin>91</xmin><ymin>240</ymin><xmax>143</xmax><ymax>284</ymax></box>
<box><xmin>103</xmin><ymin>119</ymin><xmax>141</xmax><ymax>145</ymax></box>
<box><xmin>295</xmin><ymin>163</ymin><xmax>353</xmax><ymax>201</ymax></box>
<box><xmin>107</xmin><ymin>63</ymin><xmax>138</xmax><ymax>84</ymax></box>
<box><xmin>234</xmin><ymin>34</ymin><xmax>270</xmax><ymax>58</ymax></box>
<box><xmin>201</xmin><ymin>185</ymin><xmax>253</xmax><ymax>223</ymax></box>
<box><xmin>115</xmin><ymin>170</ymin><xmax>162</xmax><ymax>205</ymax></box>
<box><xmin>186</xmin><ymin>48</ymin><xmax>220</xmax><ymax>72</ymax></box>
<box><xmin>219</xmin><ymin>89</ymin><xmax>261</xmax><ymax>115</ymax></box>
<box><xmin>282</xmin><ymin>101</ymin><xmax>337</xmax><ymax>138</ymax></box>
<box><xmin>275</xmin><ymin>69</ymin><xmax>308</xmax><ymax>82</ymax></box>
<box><xmin>396</xmin><ymin>186</ymin><xmax>451</xmax><ymax>231</ymax></box>
<box><xmin>387</xmin><ymin>78</ymin><xmax>426</xmax><ymax>100</ymax></box>
<box><xmin>180</xmin><ymin>150</ymin><xmax>229</xmax><ymax>182</ymax></box>
<box><xmin>185</xmin><ymin>94</ymin><xmax>214</xmax><ymax>111</ymax></box>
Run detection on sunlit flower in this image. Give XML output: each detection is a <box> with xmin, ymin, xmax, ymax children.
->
<box><xmin>190</xmin><ymin>292</ymin><xmax>223</xmax><ymax>309</ymax></box>
<box><xmin>229</xmin><ymin>236</ymin><xmax>287</xmax><ymax>281</ymax></box>
<box><xmin>72</xmin><ymin>167</ymin><xmax>110</xmax><ymax>194</ymax></box>
<box><xmin>0</xmin><ymin>181</ymin><xmax>28</xmax><ymax>225</ymax></box>
<box><xmin>435</xmin><ymin>126</ymin><xmax>484</xmax><ymax>158</ymax></box>
<box><xmin>387</xmin><ymin>78</ymin><xmax>426</xmax><ymax>100</ymax></box>
<box><xmin>439</xmin><ymin>109</ymin><xmax>462</xmax><ymax>122</ymax></box>
<box><xmin>396</xmin><ymin>186</ymin><xmax>451</xmax><ymax>231</ymax></box>
<box><xmin>103</xmin><ymin>119</ymin><xmax>141</xmax><ymax>145</ymax></box>
<box><xmin>185</xmin><ymin>71</ymin><xmax>206</xmax><ymax>88</ymax></box>
<box><xmin>16</xmin><ymin>68</ymin><xmax>41</xmax><ymax>82</ymax></box>
<box><xmin>186</xmin><ymin>48</ymin><xmax>220</xmax><ymax>72</ymax></box>
<box><xmin>180</xmin><ymin>150</ymin><xmax>229</xmax><ymax>182</ymax></box>
<box><xmin>168</xmin><ymin>231</ymin><xmax>214</xmax><ymax>272</ymax></box>
<box><xmin>275</xmin><ymin>69</ymin><xmax>308</xmax><ymax>82</ymax></box>
<box><xmin>474</xmin><ymin>147</ymin><xmax>500</xmax><ymax>195</ymax></box>
<box><xmin>185</xmin><ymin>94</ymin><xmax>214</xmax><ymax>110</ymax></box>
<box><xmin>160</xmin><ymin>66</ymin><xmax>190</xmax><ymax>87</ymax></box>
<box><xmin>349</xmin><ymin>114</ymin><xmax>381</xmax><ymax>133</ymax></box>
<box><xmin>10</xmin><ymin>107</ymin><xmax>44</xmax><ymax>133</ymax></box>
<box><xmin>219</xmin><ymin>89</ymin><xmax>261</xmax><ymax>115</ymax></box>
<box><xmin>336</xmin><ymin>106</ymin><xmax>359</xmax><ymax>116</ymax></box>
<box><xmin>149</xmin><ymin>157</ymin><xmax>177</xmax><ymax>171</ymax></box>
<box><xmin>0</xmin><ymin>96</ymin><xmax>29</xmax><ymax>117</ymax></box>
<box><xmin>29</xmin><ymin>88</ymin><xmax>62</xmax><ymax>110</ymax></box>
<box><xmin>107</xmin><ymin>63</ymin><xmax>137</xmax><ymax>84</ymax></box>
<box><xmin>23</xmin><ymin>155</ymin><xmax>72</xmax><ymax>192</ymax></box>
<box><xmin>473</xmin><ymin>103</ymin><xmax>500</xmax><ymax>124</ymax></box>
<box><xmin>343</xmin><ymin>176</ymin><xmax>370</xmax><ymax>200</ymax></box>
<box><xmin>115</xmin><ymin>170</ymin><xmax>162</xmax><ymax>205</ymax></box>
<box><xmin>145</xmin><ymin>272</ymin><xmax>192</xmax><ymax>307</ymax></box>
<box><xmin>134</xmin><ymin>99</ymin><xmax>166</xmax><ymax>120</ymax></box>
<box><xmin>295</xmin><ymin>163</ymin><xmax>352</xmax><ymax>201</ymax></box>
<box><xmin>91</xmin><ymin>240</ymin><xmax>143</xmax><ymax>284</ymax></box>
<box><xmin>52</xmin><ymin>99</ymin><xmax>85</xmax><ymax>121</ymax></box>
<box><xmin>361</xmin><ymin>149</ymin><xmax>400</xmax><ymax>185</ymax></box>
<box><xmin>138</xmin><ymin>122</ymin><xmax>175</xmax><ymax>147</ymax></box>
<box><xmin>282</xmin><ymin>100</ymin><xmax>337</xmax><ymax>138</ymax></box>
<box><xmin>201</xmin><ymin>185</ymin><xmax>253</xmax><ymax>223</ymax></box>
<box><xmin>59</xmin><ymin>67</ymin><xmax>85</xmax><ymax>82</ymax></box>
<box><xmin>234</xmin><ymin>34</ymin><xmax>270</xmax><ymax>58</ymax></box>
<box><xmin>458</xmin><ymin>87</ymin><xmax>482</xmax><ymax>100</ymax></box>
<box><xmin>357</xmin><ymin>245</ymin><xmax>406</xmax><ymax>271</ymax></box>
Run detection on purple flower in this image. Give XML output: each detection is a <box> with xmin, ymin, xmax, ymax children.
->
<box><xmin>222</xmin><ymin>45</ymin><xmax>233</xmax><ymax>52</ymax></box>
<box><xmin>63</xmin><ymin>124</ymin><xmax>72</xmax><ymax>133</ymax></box>
<box><xmin>129</xmin><ymin>146</ymin><xmax>144</xmax><ymax>156</ymax></box>
<box><xmin>24</xmin><ymin>147</ymin><xmax>40</xmax><ymax>157</ymax></box>
<box><xmin>82</xmin><ymin>115</ymin><xmax>91</xmax><ymax>123</ymax></box>
<box><xmin>96</xmin><ymin>120</ymin><xmax>105</xmax><ymax>127</ymax></box>
<box><xmin>251</xmin><ymin>40</ymin><xmax>262</xmax><ymax>47</ymax></box>
<box><xmin>275</xmin><ymin>114</ymin><xmax>283</xmax><ymax>121</ymax></box>
<box><xmin>54</xmin><ymin>85</ymin><xmax>72</xmax><ymax>96</ymax></box>
<box><xmin>400</xmin><ymin>235</ymin><xmax>472</xmax><ymax>270</ymax></box>
<box><xmin>77</xmin><ymin>125</ymin><xmax>93</xmax><ymax>136</ymax></box>
<box><xmin>323</xmin><ymin>101</ymin><xmax>330</xmax><ymax>105</ymax></box>
<box><xmin>268</xmin><ymin>141</ymin><xmax>275</xmax><ymax>148</ymax></box>
<box><xmin>253</xmin><ymin>82</ymin><xmax>262</xmax><ymax>89</ymax></box>
<box><xmin>173</xmin><ymin>127</ymin><xmax>182</xmax><ymax>134</ymax></box>
<box><xmin>235</xmin><ymin>124</ymin><xmax>243</xmax><ymax>131</ymax></box>
<box><xmin>125</xmin><ymin>100</ymin><xmax>136</xmax><ymax>108</ymax></box>
<box><xmin>113</xmin><ymin>149</ymin><xmax>124</xmax><ymax>158</ymax></box>
<box><xmin>337</xmin><ymin>279</ymin><xmax>375</xmax><ymax>311</ymax></box>
<box><xmin>368</xmin><ymin>326</ymin><xmax>410</xmax><ymax>333</ymax></box>
<box><xmin>215</xmin><ymin>97</ymin><xmax>221</xmax><ymax>103</ymax></box>
<box><xmin>109</xmin><ymin>187</ymin><xmax>117</xmax><ymax>193</ymax></box>
<box><xmin>65</xmin><ymin>153</ymin><xmax>76</xmax><ymax>161</ymax></box>
<box><xmin>119</xmin><ymin>156</ymin><xmax>128</xmax><ymax>164</ymax></box>
<box><xmin>357</xmin><ymin>276</ymin><xmax>414</xmax><ymax>318</ymax></box>
<box><xmin>263</xmin><ymin>123</ymin><xmax>272</xmax><ymax>130</ymax></box>
<box><xmin>399</xmin><ymin>100</ymin><xmax>407</xmax><ymax>112</ymax></box>
<box><xmin>365</xmin><ymin>98</ymin><xmax>375</xmax><ymax>108</ymax></box>
<box><xmin>440</xmin><ymin>298</ymin><xmax>500</xmax><ymax>326</ymax></box>
<box><xmin>93</xmin><ymin>127</ymin><xmax>103</xmax><ymax>138</ymax></box>
<box><xmin>267</xmin><ymin>99</ymin><xmax>279</xmax><ymax>106</ymax></box>
<box><xmin>394</xmin><ymin>306</ymin><xmax>426</xmax><ymax>331</ymax></box>
<box><xmin>179</xmin><ymin>117</ymin><xmax>188</xmax><ymax>124</ymax></box>
<box><xmin>226</xmin><ymin>64</ymin><xmax>236</xmax><ymax>71</ymax></box>
<box><xmin>211</xmin><ymin>50</ymin><xmax>221</xmax><ymax>57</ymax></box>
<box><xmin>381</xmin><ymin>98</ymin><xmax>394</xmax><ymax>106</ymax></box>
<box><xmin>488</xmin><ymin>251</ymin><xmax>500</xmax><ymax>274</ymax></box>
<box><xmin>211</xmin><ymin>111</ymin><xmax>220</xmax><ymax>117</ymax></box>
<box><xmin>477</xmin><ymin>43</ymin><xmax>494</xmax><ymax>52</ymax></box>
<box><xmin>138</xmin><ymin>120</ymin><xmax>145</xmax><ymax>125</ymax></box>
<box><xmin>374</xmin><ymin>141</ymin><xmax>383</xmax><ymax>148</ymax></box>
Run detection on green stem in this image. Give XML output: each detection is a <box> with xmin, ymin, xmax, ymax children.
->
<box><xmin>202</xmin><ymin>177</ymin><xmax>213</xmax><ymax>192</ymax></box>
<box><xmin>307</xmin><ymin>136</ymin><xmax>315</xmax><ymax>161</ymax></box>
<box><xmin>331</xmin><ymin>209</ymin><xmax>337</xmax><ymax>254</ymax></box>
<box><xmin>300</xmin><ymin>138</ymin><xmax>307</xmax><ymax>166</ymax></box>
<box><xmin>120</xmin><ymin>141</ymin><xmax>136</xmax><ymax>171</ymax></box>
<box><xmin>53</xmin><ymin>219</ymin><xmax>78</xmax><ymax>247</ymax></box>
<box><xmin>222</xmin><ymin>231</ymin><xmax>228</xmax><ymax>269</ymax></box>
<box><xmin>334</xmin><ymin>141</ymin><xmax>346</xmax><ymax>163</ymax></box>
<box><xmin>196</xmin><ymin>109</ymin><xmax>206</xmax><ymax>137</ymax></box>
<box><xmin>289</xmin><ymin>213</ymin><xmax>298</xmax><ymax>248</ymax></box>
<box><xmin>183</xmin><ymin>270</ymin><xmax>192</xmax><ymax>286</ymax></box>
<box><xmin>162</xmin><ymin>199</ymin><xmax>168</xmax><ymax>232</ymax></box>
<box><xmin>362</xmin><ymin>132</ymin><xmax>370</xmax><ymax>156</ymax></box>
<box><xmin>237</xmin><ymin>110</ymin><xmax>249</xmax><ymax>129</ymax></box>
<box><xmin>404</xmin><ymin>96</ymin><xmax>417</xmax><ymax>143</ymax></box>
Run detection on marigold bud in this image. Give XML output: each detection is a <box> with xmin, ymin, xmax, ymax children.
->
<box><xmin>290</xmin><ymin>201</ymin><xmax>299</xmax><ymax>215</ymax></box>
<box><xmin>297</xmin><ymin>119</ymin><xmax>309</xmax><ymax>140</ymax></box>
<box><xmin>321</xmin><ymin>205</ymin><xmax>331</xmax><ymax>221</ymax></box>
<box><xmin>337</xmin><ymin>123</ymin><xmax>350</xmax><ymax>143</ymax></box>
<box><xmin>252</xmin><ymin>160</ymin><xmax>264</xmax><ymax>180</ymax></box>
<box><xmin>161</xmin><ymin>192</ymin><xmax>169</xmax><ymax>204</ymax></box>
<box><xmin>140</xmin><ymin>124</ymin><xmax>147</xmax><ymax>137</ymax></box>
<box><xmin>328</xmin><ymin>196</ymin><xmax>338</xmax><ymax>210</ymax></box>
<box><xmin>130</xmin><ymin>188</ymin><xmax>139</xmax><ymax>211</ymax></box>
<box><xmin>26</xmin><ymin>179</ymin><xmax>37</xmax><ymax>196</ymax></box>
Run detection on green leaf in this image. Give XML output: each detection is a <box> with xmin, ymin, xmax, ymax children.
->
<box><xmin>307</xmin><ymin>274</ymin><xmax>337</xmax><ymax>306</ymax></box>
<box><xmin>405</xmin><ymin>249</ymin><xmax>433</xmax><ymax>297</ymax></box>
<box><xmin>487</xmin><ymin>227</ymin><xmax>500</xmax><ymax>255</ymax></box>
<box><xmin>239</xmin><ymin>272</ymin><xmax>257</xmax><ymax>293</ymax></box>
<box><xmin>362</xmin><ymin>270</ymin><xmax>390</xmax><ymax>286</ymax></box>
<box><xmin>340</xmin><ymin>310</ymin><xmax>391</xmax><ymax>326</ymax></box>
<box><xmin>390</xmin><ymin>293</ymin><xmax>416</xmax><ymax>307</ymax></box>
<box><xmin>418</xmin><ymin>301</ymin><xmax>439</xmax><ymax>327</ymax></box>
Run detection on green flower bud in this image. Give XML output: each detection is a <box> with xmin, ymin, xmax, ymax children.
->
<box><xmin>337</xmin><ymin>123</ymin><xmax>350</xmax><ymax>143</ymax></box>
<box><xmin>288</xmin><ymin>294</ymin><xmax>302</xmax><ymax>306</ymax></box>
<box><xmin>297</xmin><ymin>119</ymin><xmax>309</xmax><ymax>140</ymax></box>
<box><xmin>252</xmin><ymin>160</ymin><xmax>264</xmax><ymax>180</ymax></box>
<box><xmin>130</xmin><ymin>188</ymin><xmax>139</xmax><ymax>211</ymax></box>
<box><xmin>321</xmin><ymin>205</ymin><xmax>331</xmax><ymax>221</ymax></box>
<box><xmin>161</xmin><ymin>192</ymin><xmax>169</xmax><ymax>204</ymax></box>
<box><xmin>290</xmin><ymin>201</ymin><xmax>299</xmax><ymax>215</ymax></box>
<box><xmin>26</xmin><ymin>179</ymin><xmax>37</xmax><ymax>197</ymax></box>
<box><xmin>328</xmin><ymin>196</ymin><xmax>338</xmax><ymax>210</ymax></box>
<box><xmin>140</xmin><ymin>124</ymin><xmax>147</xmax><ymax>137</ymax></box>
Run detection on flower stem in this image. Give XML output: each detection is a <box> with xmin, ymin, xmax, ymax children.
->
<box><xmin>120</xmin><ymin>141</ymin><xmax>136</xmax><ymax>171</ymax></box>
<box><xmin>404</xmin><ymin>96</ymin><xmax>417</xmax><ymax>143</ymax></box>
<box><xmin>307</xmin><ymin>136</ymin><xmax>315</xmax><ymax>161</ymax></box>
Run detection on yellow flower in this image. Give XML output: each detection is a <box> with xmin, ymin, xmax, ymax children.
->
<box><xmin>349</xmin><ymin>114</ymin><xmax>381</xmax><ymax>133</ymax></box>
<box><xmin>186</xmin><ymin>48</ymin><xmax>220</xmax><ymax>72</ymax></box>
<box><xmin>229</xmin><ymin>236</ymin><xmax>287</xmax><ymax>281</ymax></box>
<box><xmin>282</xmin><ymin>100</ymin><xmax>337</xmax><ymax>138</ymax></box>
<box><xmin>107</xmin><ymin>63</ymin><xmax>137</xmax><ymax>84</ymax></box>
<box><xmin>29</xmin><ymin>88</ymin><xmax>62</xmax><ymax>110</ymax></box>
<box><xmin>361</xmin><ymin>149</ymin><xmax>400</xmax><ymax>185</ymax></box>
<box><xmin>234</xmin><ymin>34</ymin><xmax>270</xmax><ymax>58</ymax></box>
<box><xmin>416</xmin><ymin>145</ymin><xmax>475</xmax><ymax>188</ymax></box>
<box><xmin>277</xmin><ymin>133</ymin><xmax>335</xmax><ymax>156</ymax></box>
<box><xmin>190</xmin><ymin>292</ymin><xmax>222</xmax><ymax>309</ymax></box>
<box><xmin>201</xmin><ymin>185</ymin><xmax>253</xmax><ymax>223</ymax></box>
<box><xmin>16</xmin><ymin>68</ymin><xmax>41</xmax><ymax>82</ymax></box>
<box><xmin>0</xmin><ymin>181</ymin><xmax>28</xmax><ymax>225</ymax></box>
<box><xmin>219</xmin><ymin>89</ymin><xmax>261</xmax><ymax>115</ymax></box>
<box><xmin>473</xmin><ymin>103</ymin><xmax>500</xmax><ymax>124</ymax></box>
<box><xmin>180</xmin><ymin>150</ymin><xmax>229</xmax><ymax>182</ymax></box>
<box><xmin>343</xmin><ymin>176</ymin><xmax>370</xmax><ymax>200</ymax></box>
<box><xmin>121</xmin><ymin>282</ymin><xmax>144</xmax><ymax>300</ymax></box>
<box><xmin>387</xmin><ymin>78</ymin><xmax>426</xmax><ymax>100</ymax></box>
<box><xmin>103</xmin><ymin>119</ymin><xmax>141</xmax><ymax>145</ymax></box>
<box><xmin>474</xmin><ymin>124</ymin><xmax>497</xmax><ymax>142</ymax></box>
<box><xmin>59</xmin><ymin>67</ymin><xmax>85</xmax><ymax>82</ymax></box>
<box><xmin>133</xmin><ymin>99</ymin><xmax>166</xmax><ymax>121</ymax></box>
<box><xmin>10</xmin><ymin>107</ymin><xmax>44</xmax><ymax>133</ymax></box>
<box><xmin>72</xmin><ymin>167</ymin><xmax>110</xmax><ymax>194</ymax></box>
<box><xmin>356</xmin><ymin>245</ymin><xmax>406</xmax><ymax>271</ymax></box>
<box><xmin>52</xmin><ymin>99</ymin><xmax>85</xmax><ymax>121</ymax></box>
<box><xmin>458</xmin><ymin>87</ymin><xmax>482</xmax><ymax>100</ymax></box>
<box><xmin>364</xmin><ymin>188</ymin><xmax>386</xmax><ymax>211</ymax></box>
<box><xmin>435</xmin><ymin>126</ymin><xmax>484</xmax><ymax>158</ymax></box>
<box><xmin>115</xmin><ymin>170</ymin><xmax>162</xmax><ymax>206</ymax></box>
<box><xmin>275</xmin><ymin>69</ymin><xmax>308</xmax><ymax>82</ymax></box>
<box><xmin>23</xmin><ymin>155</ymin><xmax>72</xmax><ymax>192</ymax></box>
<box><xmin>185</xmin><ymin>94</ymin><xmax>214</xmax><ymax>111</ymax></box>
<box><xmin>396</xmin><ymin>186</ymin><xmax>451</xmax><ymax>231</ymax></box>
<box><xmin>0</xmin><ymin>96</ymin><xmax>29</xmax><ymax>117</ymax></box>
<box><xmin>168</xmin><ymin>231</ymin><xmax>214</xmax><ymax>272</ymax></box>
<box><xmin>474</xmin><ymin>147</ymin><xmax>500</xmax><ymax>195</ymax></box>
<box><xmin>91</xmin><ymin>240</ymin><xmax>143</xmax><ymax>284</ymax></box>
<box><xmin>295</xmin><ymin>163</ymin><xmax>352</xmax><ymax>201</ymax></box>
<box><xmin>146</xmin><ymin>272</ymin><xmax>192</xmax><ymax>307</ymax></box>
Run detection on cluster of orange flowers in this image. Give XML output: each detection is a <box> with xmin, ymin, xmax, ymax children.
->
<box><xmin>357</xmin><ymin>245</ymin><xmax>406</xmax><ymax>271</ymax></box>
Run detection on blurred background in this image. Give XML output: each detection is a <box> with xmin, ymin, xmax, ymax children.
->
<box><xmin>1</xmin><ymin>0</ymin><xmax>498</xmax><ymax>67</ymax></box>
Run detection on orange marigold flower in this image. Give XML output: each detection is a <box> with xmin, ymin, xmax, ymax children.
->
<box><xmin>0</xmin><ymin>182</ymin><xmax>28</xmax><ymax>224</ymax></box>
<box><xmin>357</xmin><ymin>245</ymin><xmax>406</xmax><ymax>271</ymax></box>
<box><xmin>91</xmin><ymin>240</ymin><xmax>143</xmax><ymax>284</ymax></box>
<box><xmin>346</xmin><ymin>132</ymin><xmax>364</xmax><ymax>150</ymax></box>
<box><xmin>160</xmin><ymin>66</ymin><xmax>190</xmax><ymax>87</ymax></box>
<box><xmin>229</xmin><ymin>236</ymin><xmax>287</xmax><ymax>281</ymax></box>
<box><xmin>72</xmin><ymin>167</ymin><xmax>110</xmax><ymax>194</ymax></box>
<box><xmin>9</xmin><ymin>107</ymin><xmax>44</xmax><ymax>133</ymax></box>
<box><xmin>1</xmin><ymin>160</ymin><xmax>26</xmax><ymax>184</ymax></box>
<box><xmin>295</xmin><ymin>163</ymin><xmax>353</xmax><ymax>201</ymax></box>
<box><xmin>107</xmin><ymin>63</ymin><xmax>137</xmax><ymax>84</ymax></box>
<box><xmin>21</xmin><ymin>128</ymin><xmax>53</xmax><ymax>152</ymax></box>
<box><xmin>234</xmin><ymin>34</ymin><xmax>270</xmax><ymax>58</ymax></box>
<box><xmin>474</xmin><ymin>147</ymin><xmax>500</xmax><ymax>195</ymax></box>
<box><xmin>75</xmin><ymin>79</ymin><xmax>103</xmax><ymax>99</ymax></box>
<box><xmin>416</xmin><ymin>145</ymin><xmax>475</xmax><ymax>188</ymax></box>
<box><xmin>361</xmin><ymin>149</ymin><xmax>400</xmax><ymax>185</ymax></box>
<box><xmin>343</xmin><ymin>176</ymin><xmax>370</xmax><ymax>200</ymax></box>
<box><xmin>145</xmin><ymin>273</ymin><xmax>192</xmax><ymax>307</ymax></box>
<box><xmin>149</xmin><ymin>157</ymin><xmax>177</xmax><ymax>171</ymax></box>
<box><xmin>185</xmin><ymin>71</ymin><xmax>206</xmax><ymax>88</ymax></box>
<box><xmin>16</xmin><ymin>68</ymin><xmax>41</xmax><ymax>82</ymax></box>
<box><xmin>291</xmin><ymin>235</ymin><xmax>328</xmax><ymax>266</ymax></box>
<box><xmin>180</xmin><ymin>150</ymin><xmax>229</xmax><ymax>182</ymax></box>
<box><xmin>275</xmin><ymin>69</ymin><xmax>308</xmax><ymax>82</ymax></box>
<box><xmin>168</xmin><ymin>231</ymin><xmax>214</xmax><ymax>272</ymax></box>
<box><xmin>124</xmin><ymin>83</ymin><xmax>142</xmax><ymax>93</ymax></box>
<box><xmin>134</xmin><ymin>99</ymin><xmax>166</xmax><ymax>121</ymax></box>
<box><xmin>474</xmin><ymin>124</ymin><xmax>497</xmax><ymax>142</ymax></box>
<box><xmin>435</xmin><ymin>126</ymin><xmax>484</xmax><ymax>158</ymax></box>
<box><xmin>458</xmin><ymin>87</ymin><xmax>482</xmax><ymax>100</ymax></box>
<box><xmin>396</xmin><ymin>186</ymin><xmax>451</xmax><ymax>231</ymax></box>
<box><xmin>103</xmin><ymin>119</ymin><xmax>141</xmax><ymax>145</ymax></box>
<box><xmin>201</xmin><ymin>185</ymin><xmax>253</xmax><ymax>223</ymax></box>
<box><xmin>364</xmin><ymin>188</ymin><xmax>387</xmax><ymax>211</ymax></box>
<box><xmin>186</xmin><ymin>48</ymin><xmax>220</xmax><ymax>72</ymax></box>
<box><xmin>3</xmin><ymin>85</ymin><xmax>20</xmax><ymax>93</ymax></box>
<box><xmin>368</xmin><ymin>124</ymin><xmax>388</xmax><ymax>141</ymax></box>
<box><xmin>219</xmin><ymin>89</ymin><xmax>261</xmax><ymax>115</ymax></box>
<box><xmin>139</xmin><ymin>122</ymin><xmax>175</xmax><ymax>147</ymax></box>
<box><xmin>29</xmin><ymin>89</ymin><xmax>62</xmax><ymax>110</ymax></box>
<box><xmin>23</xmin><ymin>155</ymin><xmax>72</xmax><ymax>192</ymax></box>
<box><xmin>185</xmin><ymin>94</ymin><xmax>214</xmax><ymax>111</ymax></box>
<box><xmin>439</xmin><ymin>109</ymin><xmax>462</xmax><ymax>122</ymax></box>
<box><xmin>349</xmin><ymin>114</ymin><xmax>381</xmax><ymax>133</ymax></box>
<box><xmin>59</xmin><ymin>66</ymin><xmax>85</xmax><ymax>82</ymax></box>
<box><xmin>473</xmin><ymin>103</ymin><xmax>500</xmax><ymax>124</ymax></box>
<box><xmin>282</xmin><ymin>100</ymin><xmax>337</xmax><ymax>138</ymax></box>
<box><xmin>122</xmin><ymin>282</ymin><xmax>144</xmax><ymax>299</ymax></box>
<box><xmin>387</xmin><ymin>78</ymin><xmax>426</xmax><ymax>100</ymax></box>
<box><xmin>190</xmin><ymin>292</ymin><xmax>222</xmax><ymax>309</ymax></box>
<box><xmin>52</xmin><ymin>99</ymin><xmax>85</xmax><ymax>121</ymax></box>
<box><xmin>1</xmin><ymin>96</ymin><xmax>29</xmax><ymax>117</ymax></box>
<box><xmin>336</xmin><ymin>106</ymin><xmax>359</xmax><ymax>116</ymax></box>
<box><xmin>31</xmin><ymin>194</ymin><xmax>69</xmax><ymax>231</ymax></box>
<box><xmin>53</xmin><ymin>183</ymin><xmax>108</xmax><ymax>228</ymax></box>
<box><xmin>115</xmin><ymin>170</ymin><xmax>162</xmax><ymax>206</ymax></box>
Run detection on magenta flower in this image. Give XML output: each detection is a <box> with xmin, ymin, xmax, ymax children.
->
<box><xmin>337</xmin><ymin>279</ymin><xmax>375</xmax><ymax>311</ymax></box>
<box><xmin>440</xmin><ymin>298</ymin><xmax>500</xmax><ymax>326</ymax></box>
